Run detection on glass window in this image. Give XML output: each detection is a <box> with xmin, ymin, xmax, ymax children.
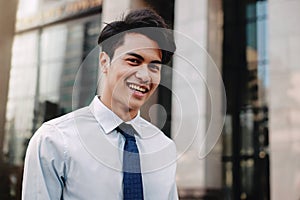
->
<box><xmin>222</xmin><ymin>1</ymin><xmax>269</xmax><ymax>199</ymax></box>
<box><xmin>4</xmin><ymin>31</ymin><xmax>39</xmax><ymax>165</ymax></box>
<box><xmin>38</xmin><ymin>16</ymin><xmax>100</xmax><ymax>115</ymax></box>
<box><xmin>4</xmin><ymin>15</ymin><xmax>101</xmax><ymax>166</ymax></box>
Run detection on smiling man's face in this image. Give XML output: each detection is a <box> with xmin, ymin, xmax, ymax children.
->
<box><xmin>100</xmin><ymin>32</ymin><xmax>162</xmax><ymax>118</ymax></box>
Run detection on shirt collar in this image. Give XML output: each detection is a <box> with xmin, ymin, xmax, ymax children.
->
<box><xmin>89</xmin><ymin>96</ymin><xmax>143</xmax><ymax>138</ymax></box>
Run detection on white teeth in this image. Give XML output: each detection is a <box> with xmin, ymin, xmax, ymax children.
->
<box><xmin>129</xmin><ymin>84</ymin><xmax>146</xmax><ymax>93</ymax></box>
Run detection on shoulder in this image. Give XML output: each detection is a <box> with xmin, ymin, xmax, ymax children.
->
<box><xmin>29</xmin><ymin>107</ymin><xmax>92</xmax><ymax>145</ymax></box>
<box><xmin>45</xmin><ymin>106</ymin><xmax>91</xmax><ymax>127</ymax></box>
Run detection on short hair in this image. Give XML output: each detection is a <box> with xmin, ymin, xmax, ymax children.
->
<box><xmin>97</xmin><ymin>8</ymin><xmax>176</xmax><ymax>64</ymax></box>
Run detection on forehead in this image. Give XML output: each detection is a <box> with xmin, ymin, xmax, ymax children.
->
<box><xmin>113</xmin><ymin>33</ymin><xmax>162</xmax><ymax>60</ymax></box>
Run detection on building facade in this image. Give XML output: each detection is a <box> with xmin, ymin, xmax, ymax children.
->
<box><xmin>1</xmin><ymin>0</ymin><xmax>300</xmax><ymax>199</ymax></box>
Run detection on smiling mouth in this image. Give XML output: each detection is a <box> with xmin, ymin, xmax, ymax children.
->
<box><xmin>127</xmin><ymin>82</ymin><xmax>149</xmax><ymax>94</ymax></box>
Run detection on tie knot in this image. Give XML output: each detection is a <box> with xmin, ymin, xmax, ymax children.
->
<box><xmin>117</xmin><ymin>123</ymin><xmax>137</xmax><ymax>142</ymax></box>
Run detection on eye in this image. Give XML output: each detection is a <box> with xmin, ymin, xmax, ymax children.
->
<box><xmin>126</xmin><ymin>58</ymin><xmax>141</xmax><ymax>66</ymax></box>
<box><xmin>148</xmin><ymin>63</ymin><xmax>161</xmax><ymax>72</ymax></box>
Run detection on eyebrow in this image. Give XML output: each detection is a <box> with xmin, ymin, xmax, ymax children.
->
<box><xmin>126</xmin><ymin>52</ymin><xmax>162</xmax><ymax>64</ymax></box>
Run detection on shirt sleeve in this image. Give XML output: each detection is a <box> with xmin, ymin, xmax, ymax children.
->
<box><xmin>22</xmin><ymin>124</ymin><xmax>67</xmax><ymax>200</ymax></box>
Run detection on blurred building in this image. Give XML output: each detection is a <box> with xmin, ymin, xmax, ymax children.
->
<box><xmin>0</xmin><ymin>0</ymin><xmax>300</xmax><ymax>199</ymax></box>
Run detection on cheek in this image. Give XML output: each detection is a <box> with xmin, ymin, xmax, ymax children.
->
<box><xmin>149</xmin><ymin>76</ymin><xmax>160</xmax><ymax>94</ymax></box>
<box><xmin>108</xmin><ymin>68</ymin><xmax>125</xmax><ymax>83</ymax></box>
<box><xmin>152</xmin><ymin>73</ymin><xmax>161</xmax><ymax>86</ymax></box>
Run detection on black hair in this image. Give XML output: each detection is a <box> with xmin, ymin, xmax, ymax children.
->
<box><xmin>97</xmin><ymin>8</ymin><xmax>176</xmax><ymax>64</ymax></box>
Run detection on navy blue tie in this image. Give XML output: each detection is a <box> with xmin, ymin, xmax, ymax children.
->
<box><xmin>117</xmin><ymin>123</ymin><xmax>144</xmax><ymax>200</ymax></box>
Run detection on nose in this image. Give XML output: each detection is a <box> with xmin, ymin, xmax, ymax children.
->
<box><xmin>135</xmin><ymin>64</ymin><xmax>150</xmax><ymax>84</ymax></box>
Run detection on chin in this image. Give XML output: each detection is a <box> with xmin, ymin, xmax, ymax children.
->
<box><xmin>128</xmin><ymin>99</ymin><xmax>145</xmax><ymax>111</ymax></box>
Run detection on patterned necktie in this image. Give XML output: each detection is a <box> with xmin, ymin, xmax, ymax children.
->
<box><xmin>117</xmin><ymin>123</ymin><xmax>144</xmax><ymax>200</ymax></box>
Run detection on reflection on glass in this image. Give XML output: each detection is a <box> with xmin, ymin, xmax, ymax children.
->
<box><xmin>240</xmin><ymin>106</ymin><xmax>254</xmax><ymax>156</ymax></box>
<box><xmin>4</xmin><ymin>31</ymin><xmax>39</xmax><ymax>165</ymax></box>
<box><xmin>60</xmin><ymin>24</ymin><xmax>84</xmax><ymax>111</ymax></box>
<box><xmin>40</xmin><ymin>24</ymin><xmax>68</xmax><ymax>103</ymax></box>
<box><xmin>222</xmin><ymin>1</ymin><xmax>269</xmax><ymax>199</ymax></box>
<box><xmin>240</xmin><ymin>159</ymin><xmax>254</xmax><ymax>198</ymax></box>
<box><xmin>38</xmin><ymin>17</ymin><xmax>100</xmax><ymax>121</ymax></box>
<box><xmin>78</xmin><ymin>20</ymin><xmax>100</xmax><ymax>107</ymax></box>
<box><xmin>4</xmin><ymin>15</ymin><xmax>101</xmax><ymax>169</ymax></box>
<box><xmin>4</xmin><ymin>4</ymin><xmax>101</xmax><ymax>198</ymax></box>
<box><xmin>223</xmin><ymin>115</ymin><xmax>233</xmax><ymax>157</ymax></box>
<box><xmin>222</xmin><ymin>115</ymin><xmax>233</xmax><ymax>200</ymax></box>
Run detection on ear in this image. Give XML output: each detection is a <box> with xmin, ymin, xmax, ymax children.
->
<box><xmin>99</xmin><ymin>52</ymin><xmax>110</xmax><ymax>74</ymax></box>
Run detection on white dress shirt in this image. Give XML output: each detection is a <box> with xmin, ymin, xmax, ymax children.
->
<box><xmin>22</xmin><ymin>96</ymin><xmax>178</xmax><ymax>200</ymax></box>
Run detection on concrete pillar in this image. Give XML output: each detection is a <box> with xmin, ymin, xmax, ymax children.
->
<box><xmin>0</xmin><ymin>0</ymin><xmax>18</xmax><ymax>163</ymax></box>
<box><xmin>205</xmin><ymin>0</ymin><xmax>223</xmax><ymax>190</ymax></box>
<box><xmin>269</xmin><ymin>0</ymin><xmax>300</xmax><ymax>199</ymax></box>
<box><xmin>101</xmin><ymin>0</ymin><xmax>148</xmax><ymax>26</ymax></box>
<box><xmin>173</xmin><ymin>0</ymin><xmax>224</xmax><ymax>195</ymax></box>
<box><xmin>173</xmin><ymin>0</ymin><xmax>208</xmax><ymax>190</ymax></box>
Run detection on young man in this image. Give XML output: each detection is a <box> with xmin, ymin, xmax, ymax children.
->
<box><xmin>22</xmin><ymin>8</ymin><xmax>177</xmax><ymax>199</ymax></box>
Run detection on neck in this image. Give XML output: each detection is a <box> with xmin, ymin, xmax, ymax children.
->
<box><xmin>99</xmin><ymin>96</ymin><xmax>138</xmax><ymax>121</ymax></box>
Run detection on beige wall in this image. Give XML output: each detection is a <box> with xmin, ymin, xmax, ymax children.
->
<box><xmin>173</xmin><ymin>0</ymin><xmax>224</xmax><ymax>191</ymax></box>
<box><xmin>269</xmin><ymin>0</ymin><xmax>300</xmax><ymax>199</ymax></box>
<box><xmin>101</xmin><ymin>0</ymin><xmax>149</xmax><ymax>25</ymax></box>
<box><xmin>206</xmin><ymin>0</ymin><xmax>223</xmax><ymax>189</ymax></box>
<box><xmin>0</xmin><ymin>0</ymin><xmax>18</xmax><ymax>162</ymax></box>
<box><xmin>173</xmin><ymin>0</ymin><xmax>208</xmax><ymax>189</ymax></box>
